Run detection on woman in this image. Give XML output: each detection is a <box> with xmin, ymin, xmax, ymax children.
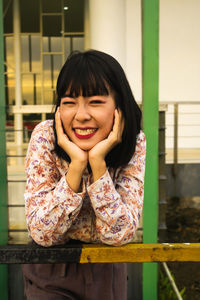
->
<box><xmin>22</xmin><ymin>50</ymin><xmax>146</xmax><ymax>300</ymax></box>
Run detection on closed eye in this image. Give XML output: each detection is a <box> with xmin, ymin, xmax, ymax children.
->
<box><xmin>90</xmin><ymin>100</ymin><xmax>104</xmax><ymax>104</ymax></box>
<box><xmin>61</xmin><ymin>100</ymin><xmax>75</xmax><ymax>105</ymax></box>
<box><xmin>60</xmin><ymin>96</ymin><xmax>76</xmax><ymax>105</ymax></box>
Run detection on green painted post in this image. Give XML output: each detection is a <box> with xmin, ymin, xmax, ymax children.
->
<box><xmin>0</xmin><ymin>0</ymin><xmax>9</xmax><ymax>299</ymax></box>
<box><xmin>142</xmin><ymin>0</ymin><xmax>159</xmax><ymax>300</ymax></box>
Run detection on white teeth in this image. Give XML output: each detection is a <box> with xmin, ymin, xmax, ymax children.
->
<box><xmin>75</xmin><ymin>129</ymin><xmax>96</xmax><ymax>135</ymax></box>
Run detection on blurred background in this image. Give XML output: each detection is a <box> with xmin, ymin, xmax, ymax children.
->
<box><xmin>1</xmin><ymin>0</ymin><xmax>200</xmax><ymax>299</ymax></box>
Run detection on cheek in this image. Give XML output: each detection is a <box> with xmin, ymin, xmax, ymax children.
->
<box><xmin>102</xmin><ymin>114</ymin><xmax>114</xmax><ymax>134</ymax></box>
<box><xmin>59</xmin><ymin>111</ymin><xmax>70</xmax><ymax>131</ymax></box>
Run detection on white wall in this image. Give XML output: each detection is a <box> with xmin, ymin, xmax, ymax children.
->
<box><xmin>126</xmin><ymin>0</ymin><xmax>142</xmax><ymax>102</ymax></box>
<box><xmin>125</xmin><ymin>0</ymin><xmax>200</xmax><ymax>102</ymax></box>
<box><xmin>159</xmin><ymin>0</ymin><xmax>200</xmax><ymax>102</ymax></box>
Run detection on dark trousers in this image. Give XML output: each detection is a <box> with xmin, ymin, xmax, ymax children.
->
<box><xmin>22</xmin><ymin>263</ymin><xmax>127</xmax><ymax>300</ymax></box>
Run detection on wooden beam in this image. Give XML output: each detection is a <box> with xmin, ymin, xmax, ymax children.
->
<box><xmin>0</xmin><ymin>243</ymin><xmax>200</xmax><ymax>264</ymax></box>
<box><xmin>81</xmin><ymin>243</ymin><xmax>200</xmax><ymax>263</ymax></box>
<box><xmin>7</xmin><ymin>105</ymin><xmax>54</xmax><ymax>114</ymax></box>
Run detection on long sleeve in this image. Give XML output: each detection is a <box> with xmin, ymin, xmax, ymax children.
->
<box><xmin>24</xmin><ymin>121</ymin><xmax>86</xmax><ymax>246</ymax></box>
<box><xmin>87</xmin><ymin>131</ymin><xmax>146</xmax><ymax>246</ymax></box>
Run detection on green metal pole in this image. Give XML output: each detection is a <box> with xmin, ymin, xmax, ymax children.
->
<box><xmin>142</xmin><ymin>0</ymin><xmax>159</xmax><ymax>300</ymax></box>
<box><xmin>0</xmin><ymin>0</ymin><xmax>9</xmax><ymax>299</ymax></box>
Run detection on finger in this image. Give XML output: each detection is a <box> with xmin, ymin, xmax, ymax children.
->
<box><xmin>112</xmin><ymin>109</ymin><xmax>120</xmax><ymax>133</ymax></box>
<box><xmin>114</xmin><ymin>109</ymin><xmax>124</xmax><ymax>131</ymax></box>
<box><xmin>55</xmin><ymin>109</ymin><xmax>63</xmax><ymax>134</ymax></box>
<box><xmin>55</xmin><ymin>109</ymin><xmax>67</xmax><ymax>141</ymax></box>
<box><xmin>115</xmin><ymin>109</ymin><xmax>124</xmax><ymax>141</ymax></box>
<box><xmin>119</xmin><ymin>111</ymin><xmax>124</xmax><ymax>136</ymax></box>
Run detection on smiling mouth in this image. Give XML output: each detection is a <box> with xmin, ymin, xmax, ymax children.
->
<box><xmin>74</xmin><ymin>128</ymin><xmax>97</xmax><ymax>135</ymax></box>
<box><xmin>74</xmin><ymin>128</ymin><xmax>97</xmax><ymax>139</ymax></box>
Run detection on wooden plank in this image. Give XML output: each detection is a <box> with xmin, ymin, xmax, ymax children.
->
<box><xmin>0</xmin><ymin>243</ymin><xmax>200</xmax><ymax>264</ymax></box>
<box><xmin>0</xmin><ymin>243</ymin><xmax>82</xmax><ymax>264</ymax></box>
<box><xmin>80</xmin><ymin>243</ymin><xmax>200</xmax><ymax>263</ymax></box>
<box><xmin>8</xmin><ymin>105</ymin><xmax>54</xmax><ymax>114</ymax></box>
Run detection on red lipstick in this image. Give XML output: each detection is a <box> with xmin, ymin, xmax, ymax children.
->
<box><xmin>74</xmin><ymin>129</ymin><xmax>97</xmax><ymax>139</ymax></box>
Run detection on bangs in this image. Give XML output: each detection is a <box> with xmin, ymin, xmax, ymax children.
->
<box><xmin>57</xmin><ymin>52</ymin><xmax>112</xmax><ymax>98</ymax></box>
<box><xmin>68</xmin><ymin>72</ymin><xmax>109</xmax><ymax>98</ymax></box>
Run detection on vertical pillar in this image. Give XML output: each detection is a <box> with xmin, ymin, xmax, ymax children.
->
<box><xmin>0</xmin><ymin>0</ymin><xmax>9</xmax><ymax>298</ymax></box>
<box><xmin>13</xmin><ymin>0</ymin><xmax>23</xmax><ymax>146</ymax></box>
<box><xmin>142</xmin><ymin>0</ymin><xmax>159</xmax><ymax>300</ymax></box>
<box><xmin>88</xmin><ymin>0</ymin><xmax>126</xmax><ymax>69</ymax></box>
<box><xmin>84</xmin><ymin>0</ymin><xmax>90</xmax><ymax>50</ymax></box>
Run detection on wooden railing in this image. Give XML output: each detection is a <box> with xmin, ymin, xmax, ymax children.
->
<box><xmin>1</xmin><ymin>242</ymin><xmax>200</xmax><ymax>264</ymax></box>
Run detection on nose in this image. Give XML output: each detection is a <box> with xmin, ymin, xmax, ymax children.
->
<box><xmin>74</xmin><ymin>104</ymin><xmax>91</xmax><ymax>122</ymax></box>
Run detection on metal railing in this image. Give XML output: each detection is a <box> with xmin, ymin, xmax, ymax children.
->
<box><xmin>164</xmin><ymin>101</ymin><xmax>200</xmax><ymax>164</ymax></box>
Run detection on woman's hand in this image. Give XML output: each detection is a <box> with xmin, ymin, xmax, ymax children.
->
<box><xmin>55</xmin><ymin>108</ymin><xmax>88</xmax><ymax>192</ymax></box>
<box><xmin>89</xmin><ymin>109</ymin><xmax>124</xmax><ymax>181</ymax></box>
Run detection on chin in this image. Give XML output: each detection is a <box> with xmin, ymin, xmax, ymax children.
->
<box><xmin>78</xmin><ymin>144</ymin><xmax>94</xmax><ymax>151</ymax></box>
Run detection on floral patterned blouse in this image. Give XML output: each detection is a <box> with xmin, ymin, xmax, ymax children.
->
<box><xmin>24</xmin><ymin>120</ymin><xmax>146</xmax><ymax>247</ymax></box>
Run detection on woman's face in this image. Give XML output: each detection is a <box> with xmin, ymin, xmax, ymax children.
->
<box><xmin>59</xmin><ymin>92</ymin><xmax>116</xmax><ymax>151</ymax></box>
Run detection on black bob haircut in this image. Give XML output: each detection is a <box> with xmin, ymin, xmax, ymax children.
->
<box><xmin>53</xmin><ymin>49</ymin><xmax>142</xmax><ymax>169</ymax></box>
